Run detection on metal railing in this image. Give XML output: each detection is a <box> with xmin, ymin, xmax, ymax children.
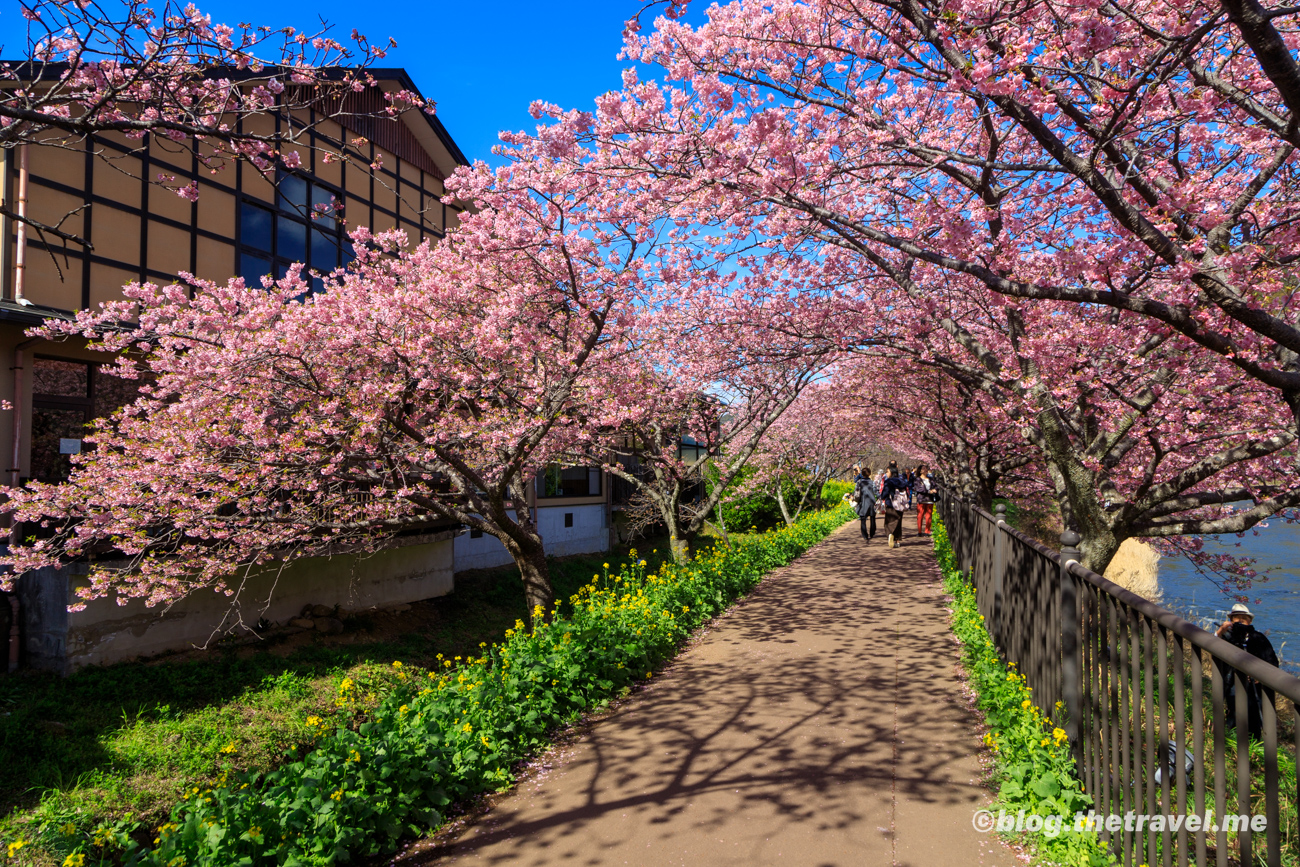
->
<box><xmin>938</xmin><ymin>490</ymin><xmax>1300</xmax><ymax>867</ymax></box>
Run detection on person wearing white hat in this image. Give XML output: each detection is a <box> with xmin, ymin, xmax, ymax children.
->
<box><xmin>1215</xmin><ymin>603</ymin><xmax>1279</xmax><ymax>739</ymax></box>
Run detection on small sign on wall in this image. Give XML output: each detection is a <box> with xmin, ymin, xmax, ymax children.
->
<box><xmin>59</xmin><ymin>438</ymin><xmax>82</xmax><ymax>455</ymax></box>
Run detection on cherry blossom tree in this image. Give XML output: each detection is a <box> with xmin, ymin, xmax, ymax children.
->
<box><xmin>834</xmin><ymin>358</ymin><xmax>1043</xmax><ymax>511</ymax></box>
<box><xmin>480</xmin><ymin>0</ymin><xmax>1300</xmax><ymax>571</ymax></box>
<box><xmin>595</xmin><ymin>283</ymin><xmax>841</xmax><ymax>560</ymax></box>
<box><xmin>613</xmin><ymin>0</ymin><xmax>1300</xmax><ymax>428</ymax></box>
<box><xmin>0</xmin><ymin>151</ymin><xmax>658</xmax><ymax>622</ymax></box>
<box><xmin>1</xmin><ymin>0</ymin><xmax>428</xmax><ymax>247</ymax></box>
<box><xmin>739</xmin><ymin>381</ymin><xmax>878</xmax><ymax>524</ymax></box>
<box><xmin>825</xmin><ymin>282</ymin><xmax>1300</xmax><ymax>569</ymax></box>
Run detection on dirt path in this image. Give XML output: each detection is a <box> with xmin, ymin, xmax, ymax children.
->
<box><xmin>402</xmin><ymin>519</ymin><xmax>1013</xmax><ymax>867</ymax></box>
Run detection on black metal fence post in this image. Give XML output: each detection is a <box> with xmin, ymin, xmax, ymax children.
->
<box><xmin>1060</xmin><ymin>530</ymin><xmax>1082</xmax><ymax>763</ymax></box>
<box><xmin>993</xmin><ymin>502</ymin><xmax>1007</xmax><ymax>651</ymax></box>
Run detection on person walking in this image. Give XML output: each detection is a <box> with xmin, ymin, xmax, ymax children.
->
<box><xmin>849</xmin><ymin>465</ymin><xmax>877</xmax><ymax>541</ymax></box>
<box><xmin>880</xmin><ymin>468</ymin><xmax>910</xmax><ymax>548</ymax></box>
<box><xmin>1215</xmin><ymin>604</ymin><xmax>1279</xmax><ymax>739</ymax></box>
<box><xmin>914</xmin><ymin>465</ymin><xmax>936</xmax><ymax>535</ymax></box>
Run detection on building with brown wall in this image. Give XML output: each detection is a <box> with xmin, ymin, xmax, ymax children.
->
<box><xmin>0</xmin><ymin>69</ymin><xmax>481</xmax><ymax>671</ymax></box>
<box><xmin>0</xmin><ymin>68</ymin><xmax>618</xmax><ymax>671</ymax></box>
<box><xmin>0</xmin><ymin>69</ymin><xmax>468</xmax><ymax>486</ymax></box>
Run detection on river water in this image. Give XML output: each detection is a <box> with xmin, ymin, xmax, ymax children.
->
<box><xmin>1153</xmin><ymin>518</ymin><xmax>1300</xmax><ymax>676</ymax></box>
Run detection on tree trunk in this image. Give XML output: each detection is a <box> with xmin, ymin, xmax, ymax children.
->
<box><xmin>667</xmin><ymin>530</ymin><xmax>690</xmax><ymax>564</ymax></box>
<box><xmin>504</xmin><ymin>534</ymin><xmax>555</xmax><ymax>624</ymax></box>
<box><xmin>775</xmin><ymin>485</ymin><xmax>795</xmax><ymax>525</ymax></box>
<box><xmin>1044</xmin><ymin>454</ymin><xmax>1122</xmax><ymax>574</ymax></box>
<box><xmin>1079</xmin><ymin>529</ymin><xmax>1122</xmax><ymax>576</ymax></box>
<box><xmin>712</xmin><ymin>496</ymin><xmax>732</xmax><ymax>547</ymax></box>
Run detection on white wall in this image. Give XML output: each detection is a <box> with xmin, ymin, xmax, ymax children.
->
<box><xmin>537</xmin><ymin>504</ymin><xmax>608</xmax><ymax>557</ymax></box>
<box><xmin>453</xmin><ymin>511</ymin><xmax>519</xmax><ymax>572</ymax></box>
<box><xmin>452</xmin><ymin>505</ymin><xmax>609</xmax><ymax>572</ymax></box>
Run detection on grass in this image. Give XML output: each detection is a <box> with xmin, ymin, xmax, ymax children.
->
<box><xmin>0</xmin><ymin>533</ymin><xmax>697</xmax><ymax>860</ymax></box>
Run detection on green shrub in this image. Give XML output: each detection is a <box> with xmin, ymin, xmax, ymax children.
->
<box><xmin>933</xmin><ymin>516</ymin><xmax>1114</xmax><ymax>867</ymax></box>
<box><xmin>821</xmin><ymin>479</ymin><xmax>852</xmax><ymax>503</ymax></box>
<box><xmin>7</xmin><ymin>506</ymin><xmax>850</xmax><ymax>867</ymax></box>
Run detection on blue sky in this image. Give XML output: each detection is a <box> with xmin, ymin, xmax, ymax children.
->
<box><xmin>0</xmin><ymin>0</ymin><xmax>707</xmax><ymax>166</ymax></box>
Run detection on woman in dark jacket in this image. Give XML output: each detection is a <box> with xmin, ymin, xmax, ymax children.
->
<box><xmin>851</xmin><ymin>465</ymin><xmax>877</xmax><ymax>541</ymax></box>
<box><xmin>880</xmin><ymin>468</ymin><xmax>909</xmax><ymax>548</ymax></box>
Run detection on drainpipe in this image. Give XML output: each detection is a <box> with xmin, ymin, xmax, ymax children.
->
<box><xmin>14</xmin><ymin>143</ymin><xmax>28</xmax><ymax>306</ymax></box>
<box><xmin>6</xmin><ymin>594</ymin><xmax>16</xmax><ymax>672</ymax></box>
<box><xmin>4</xmin><ymin>146</ymin><xmax>35</xmax><ymax>672</ymax></box>
<box><xmin>9</xmin><ymin>335</ymin><xmax>38</xmax><ymax>493</ymax></box>
<box><xmin>5</xmin><ymin>336</ymin><xmax>39</xmax><ymax>674</ymax></box>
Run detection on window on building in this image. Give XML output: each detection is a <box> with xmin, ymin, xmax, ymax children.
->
<box><xmin>678</xmin><ymin>436</ymin><xmax>706</xmax><ymax>465</ymax></box>
<box><xmin>536</xmin><ymin>465</ymin><xmax>602</xmax><ymax>498</ymax></box>
<box><xmin>238</xmin><ymin>173</ymin><xmax>354</xmax><ymax>292</ymax></box>
<box><xmin>29</xmin><ymin>358</ymin><xmax>142</xmax><ymax>483</ymax></box>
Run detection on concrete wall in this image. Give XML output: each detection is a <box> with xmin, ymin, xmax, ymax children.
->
<box><xmin>537</xmin><ymin>504</ymin><xmax>608</xmax><ymax>557</ymax></box>
<box><xmin>452</xmin><ymin>505</ymin><xmax>610</xmax><ymax>572</ymax></box>
<box><xmin>20</xmin><ymin>532</ymin><xmax>455</xmax><ymax>672</ymax></box>
<box><xmin>17</xmin><ymin>502</ymin><xmax>613</xmax><ymax>672</ymax></box>
<box><xmin>452</xmin><ymin>511</ymin><xmax>520</xmax><ymax>572</ymax></box>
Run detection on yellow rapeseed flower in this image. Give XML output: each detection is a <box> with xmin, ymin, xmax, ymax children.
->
<box><xmin>63</xmin><ymin>854</ymin><xmax>87</xmax><ymax>867</ymax></box>
<box><xmin>306</xmin><ymin>715</ymin><xmax>322</xmax><ymax>727</ymax></box>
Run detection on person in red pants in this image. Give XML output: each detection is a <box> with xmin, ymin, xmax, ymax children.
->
<box><xmin>914</xmin><ymin>464</ymin><xmax>936</xmax><ymax>535</ymax></box>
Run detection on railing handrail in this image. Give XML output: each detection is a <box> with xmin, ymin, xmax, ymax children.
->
<box><xmin>950</xmin><ymin>492</ymin><xmax>1300</xmax><ymax>703</ymax></box>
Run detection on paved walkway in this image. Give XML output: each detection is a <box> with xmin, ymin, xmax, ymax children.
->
<box><xmin>404</xmin><ymin>520</ymin><xmax>1013</xmax><ymax>867</ymax></box>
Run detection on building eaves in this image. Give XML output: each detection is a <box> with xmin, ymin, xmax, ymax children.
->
<box><xmin>0</xmin><ymin>299</ymin><xmax>71</xmax><ymax>328</ymax></box>
<box><xmin>0</xmin><ymin>61</ymin><xmax>470</xmax><ymax>169</ymax></box>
